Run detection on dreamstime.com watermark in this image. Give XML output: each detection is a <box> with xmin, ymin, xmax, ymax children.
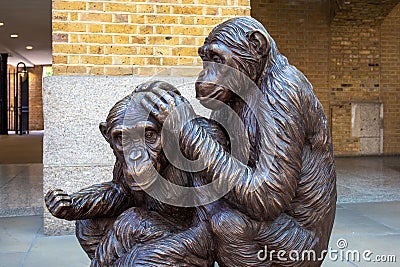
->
<box><xmin>257</xmin><ymin>238</ymin><xmax>397</xmax><ymax>264</ymax></box>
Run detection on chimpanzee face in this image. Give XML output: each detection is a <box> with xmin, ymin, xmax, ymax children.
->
<box><xmin>195</xmin><ymin>41</ymin><xmax>236</xmax><ymax>110</ymax></box>
<box><xmin>195</xmin><ymin>30</ymin><xmax>269</xmax><ymax>110</ymax></box>
<box><xmin>106</xmin><ymin>113</ymin><xmax>164</xmax><ymax>191</ymax></box>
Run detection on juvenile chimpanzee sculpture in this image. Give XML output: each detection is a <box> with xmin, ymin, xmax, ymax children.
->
<box><xmin>45</xmin><ymin>81</ymin><xmax>230</xmax><ymax>266</ymax></box>
<box><xmin>141</xmin><ymin>17</ymin><xmax>337</xmax><ymax>266</ymax></box>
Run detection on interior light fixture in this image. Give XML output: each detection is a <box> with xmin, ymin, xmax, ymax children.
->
<box><xmin>0</xmin><ymin>22</ymin><xmax>4</xmax><ymax>26</ymax></box>
<box><xmin>10</xmin><ymin>34</ymin><xmax>19</xmax><ymax>38</ymax></box>
<box><xmin>25</xmin><ymin>45</ymin><xmax>33</xmax><ymax>50</ymax></box>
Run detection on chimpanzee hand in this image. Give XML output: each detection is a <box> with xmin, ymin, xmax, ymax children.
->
<box><xmin>140</xmin><ymin>88</ymin><xmax>196</xmax><ymax>127</ymax></box>
<box><xmin>45</xmin><ymin>189</ymin><xmax>75</xmax><ymax>220</ymax></box>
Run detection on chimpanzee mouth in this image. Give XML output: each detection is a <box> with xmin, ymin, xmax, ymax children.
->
<box><xmin>197</xmin><ymin>87</ymin><xmax>225</xmax><ymax>104</ymax></box>
<box><xmin>125</xmin><ymin>164</ymin><xmax>159</xmax><ymax>191</ymax></box>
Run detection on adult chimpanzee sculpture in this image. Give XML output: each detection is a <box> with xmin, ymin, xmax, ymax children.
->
<box><xmin>45</xmin><ymin>81</ymin><xmax>230</xmax><ymax>266</ymax></box>
<box><xmin>141</xmin><ymin>17</ymin><xmax>337</xmax><ymax>266</ymax></box>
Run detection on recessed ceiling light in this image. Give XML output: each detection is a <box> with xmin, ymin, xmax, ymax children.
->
<box><xmin>26</xmin><ymin>45</ymin><xmax>33</xmax><ymax>50</ymax></box>
<box><xmin>10</xmin><ymin>34</ymin><xmax>18</xmax><ymax>38</ymax></box>
<box><xmin>0</xmin><ymin>22</ymin><xmax>4</xmax><ymax>26</ymax></box>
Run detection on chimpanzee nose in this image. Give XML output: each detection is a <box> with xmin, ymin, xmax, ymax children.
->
<box><xmin>129</xmin><ymin>150</ymin><xmax>142</xmax><ymax>161</ymax></box>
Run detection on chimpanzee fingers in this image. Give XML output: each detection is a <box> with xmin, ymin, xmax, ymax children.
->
<box><xmin>140</xmin><ymin>95</ymin><xmax>162</xmax><ymax>119</ymax></box>
<box><xmin>51</xmin><ymin>201</ymin><xmax>73</xmax><ymax>217</ymax></box>
<box><xmin>46</xmin><ymin>190</ymin><xmax>72</xmax><ymax>216</ymax></box>
<box><xmin>143</xmin><ymin>92</ymin><xmax>169</xmax><ymax>111</ymax></box>
<box><xmin>45</xmin><ymin>189</ymin><xmax>69</xmax><ymax>204</ymax></box>
<box><xmin>47</xmin><ymin>194</ymin><xmax>71</xmax><ymax>210</ymax></box>
<box><xmin>150</xmin><ymin>88</ymin><xmax>178</xmax><ymax>109</ymax></box>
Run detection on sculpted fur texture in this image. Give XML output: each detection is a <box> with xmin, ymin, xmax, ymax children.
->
<box><xmin>143</xmin><ymin>17</ymin><xmax>337</xmax><ymax>266</ymax></box>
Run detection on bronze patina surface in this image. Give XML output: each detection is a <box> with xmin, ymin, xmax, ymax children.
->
<box><xmin>46</xmin><ymin>17</ymin><xmax>336</xmax><ymax>266</ymax></box>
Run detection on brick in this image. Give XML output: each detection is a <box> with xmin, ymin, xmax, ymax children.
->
<box><xmin>147</xmin><ymin>57</ymin><xmax>161</xmax><ymax>65</ymax></box>
<box><xmin>172</xmin><ymin>47</ymin><xmax>198</xmax><ymax>57</ymax></box>
<box><xmin>162</xmin><ymin>57</ymin><xmax>179</xmax><ymax>66</ymax></box>
<box><xmin>80</xmin><ymin>35</ymin><xmax>113</xmax><ymax>44</ymax></box>
<box><xmin>53</xmin><ymin>44</ymin><xmax>87</xmax><ymax>54</ymax></box>
<box><xmin>81</xmin><ymin>55</ymin><xmax>112</xmax><ymax>65</ymax></box>
<box><xmin>136</xmin><ymin>4</ymin><xmax>155</xmax><ymax>13</ymax></box>
<box><xmin>131</xmin><ymin>36</ymin><xmax>146</xmax><ymax>44</ymax></box>
<box><xmin>68</xmin><ymin>55</ymin><xmax>80</xmax><ymax>64</ymax></box>
<box><xmin>179</xmin><ymin>37</ymin><xmax>197</xmax><ymax>46</ymax></box>
<box><xmin>155</xmin><ymin>5</ymin><xmax>171</xmax><ymax>14</ymax></box>
<box><xmin>53</xmin><ymin>55</ymin><xmax>67</xmax><ymax>64</ymax></box>
<box><xmin>139</xmin><ymin>46</ymin><xmax>154</xmax><ymax>55</ymax></box>
<box><xmin>105</xmin><ymin>3</ymin><xmax>134</xmax><ymax>13</ymax></box>
<box><xmin>112</xmin><ymin>56</ymin><xmax>130</xmax><ymax>65</ymax></box>
<box><xmin>105</xmin><ymin>66</ymin><xmax>133</xmax><ymax>76</ymax></box>
<box><xmin>53</xmin><ymin>33</ymin><xmax>68</xmax><ymax>43</ymax></box>
<box><xmin>80</xmin><ymin>13</ymin><xmax>112</xmax><ymax>22</ymax></box>
<box><xmin>53</xmin><ymin>22</ymin><xmax>86</xmax><ymax>32</ymax></box>
<box><xmin>105</xmin><ymin>24</ymin><xmax>137</xmax><ymax>34</ymax></box>
<box><xmin>88</xmin><ymin>24</ymin><xmax>103</xmax><ymax>33</ymax></box>
<box><xmin>155</xmin><ymin>26</ymin><xmax>172</xmax><ymax>35</ymax></box>
<box><xmin>113</xmin><ymin>35</ymin><xmax>130</xmax><ymax>44</ymax></box>
<box><xmin>204</xmin><ymin>7</ymin><xmax>219</xmax><ymax>16</ymax></box>
<box><xmin>66</xmin><ymin>65</ymin><xmax>87</xmax><ymax>74</ymax></box>
<box><xmin>53</xmin><ymin>1</ymin><xmax>85</xmax><ymax>11</ymax></box>
<box><xmin>52</xmin><ymin>65</ymin><xmax>67</xmax><ymax>75</ymax></box>
<box><xmin>138</xmin><ymin>25</ymin><xmax>153</xmax><ymax>34</ymax></box>
<box><xmin>89</xmin><ymin>66</ymin><xmax>105</xmax><ymax>75</ymax></box>
<box><xmin>69</xmin><ymin>12</ymin><xmax>78</xmax><ymax>21</ymax></box>
<box><xmin>146</xmin><ymin>15</ymin><xmax>178</xmax><ymax>24</ymax></box>
<box><xmin>172</xmin><ymin>6</ymin><xmax>203</xmax><ymax>15</ymax></box>
<box><xmin>147</xmin><ymin>36</ymin><xmax>179</xmax><ymax>45</ymax></box>
<box><xmin>107</xmin><ymin>46</ymin><xmax>137</xmax><ymax>55</ymax></box>
<box><xmin>130</xmin><ymin>14</ymin><xmax>145</xmax><ymax>24</ymax></box>
<box><xmin>87</xmin><ymin>2</ymin><xmax>103</xmax><ymax>11</ymax></box>
<box><xmin>132</xmin><ymin>57</ymin><xmax>145</xmax><ymax>66</ymax></box>
<box><xmin>155</xmin><ymin>47</ymin><xmax>171</xmax><ymax>57</ymax></box>
<box><xmin>113</xmin><ymin>14</ymin><xmax>129</xmax><ymax>23</ymax></box>
<box><xmin>174</xmin><ymin>26</ymin><xmax>204</xmax><ymax>36</ymax></box>
<box><xmin>69</xmin><ymin>34</ymin><xmax>79</xmax><ymax>43</ymax></box>
<box><xmin>53</xmin><ymin>11</ymin><xmax>68</xmax><ymax>21</ymax></box>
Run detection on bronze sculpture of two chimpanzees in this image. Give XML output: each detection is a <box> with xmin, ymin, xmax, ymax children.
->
<box><xmin>45</xmin><ymin>17</ymin><xmax>336</xmax><ymax>266</ymax></box>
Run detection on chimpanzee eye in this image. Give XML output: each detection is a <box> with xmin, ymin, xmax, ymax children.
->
<box><xmin>212</xmin><ymin>54</ymin><xmax>223</xmax><ymax>64</ymax></box>
<box><xmin>145</xmin><ymin>130</ymin><xmax>158</xmax><ymax>144</ymax></box>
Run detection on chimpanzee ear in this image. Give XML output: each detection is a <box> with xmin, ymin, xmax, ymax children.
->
<box><xmin>99</xmin><ymin>122</ymin><xmax>110</xmax><ymax>143</ymax></box>
<box><xmin>247</xmin><ymin>30</ymin><xmax>269</xmax><ymax>57</ymax></box>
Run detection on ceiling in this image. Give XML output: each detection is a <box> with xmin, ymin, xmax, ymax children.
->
<box><xmin>0</xmin><ymin>0</ymin><xmax>52</xmax><ymax>66</ymax></box>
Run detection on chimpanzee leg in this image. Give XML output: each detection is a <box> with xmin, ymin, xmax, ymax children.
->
<box><xmin>75</xmin><ymin>217</ymin><xmax>116</xmax><ymax>259</ymax></box>
<box><xmin>90</xmin><ymin>207</ymin><xmax>214</xmax><ymax>267</ymax></box>
<box><xmin>90</xmin><ymin>207</ymin><xmax>173</xmax><ymax>267</ymax></box>
<box><xmin>211</xmin><ymin>207</ymin><xmax>319</xmax><ymax>267</ymax></box>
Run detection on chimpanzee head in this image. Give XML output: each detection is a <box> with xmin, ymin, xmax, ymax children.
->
<box><xmin>195</xmin><ymin>17</ymin><xmax>278</xmax><ymax>110</ymax></box>
<box><xmin>99</xmin><ymin>81</ymin><xmax>179</xmax><ymax>191</ymax></box>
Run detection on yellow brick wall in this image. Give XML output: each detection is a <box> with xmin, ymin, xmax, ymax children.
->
<box><xmin>52</xmin><ymin>0</ymin><xmax>251</xmax><ymax>76</ymax></box>
<box><xmin>381</xmin><ymin>4</ymin><xmax>400</xmax><ymax>154</ymax></box>
<box><xmin>252</xmin><ymin>0</ymin><xmax>400</xmax><ymax>155</ymax></box>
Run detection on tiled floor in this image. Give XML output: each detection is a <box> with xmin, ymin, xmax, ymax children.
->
<box><xmin>1</xmin><ymin>202</ymin><xmax>399</xmax><ymax>267</ymax></box>
<box><xmin>0</xmin><ymin>164</ymin><xmax>43</xmax><ymax>217</ymax></box>
<box><xmin>0</xmin><ymin>156</ymin><xmax>399</xmax><ymax>266</ymax></box>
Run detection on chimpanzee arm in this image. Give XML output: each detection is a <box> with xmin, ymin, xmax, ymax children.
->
<box><xmin>45</xmin><ymin>181</ymin><xmax>134</xmax><ymax>220</ymax></box>
<box><xmin>179</xmin><ymin>76</ymin><xmax>310</xmax><ymax>222</ymax></box>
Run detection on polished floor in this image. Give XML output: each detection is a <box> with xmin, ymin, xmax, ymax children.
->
<box><xmin>0</xmin><ymin>132</ymin><xmax>399</xmax><ymax>266</ymax></box>
<box><xmin>1</xmin><ymin>201</ymin><xmax>400</xmax><ymax>266</ymax></box>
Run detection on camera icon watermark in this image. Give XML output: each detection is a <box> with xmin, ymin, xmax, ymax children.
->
<box><xmin>257</xmin><ymin>238</ymin><xmax>397</xmax><ymax>264</ymax></box>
